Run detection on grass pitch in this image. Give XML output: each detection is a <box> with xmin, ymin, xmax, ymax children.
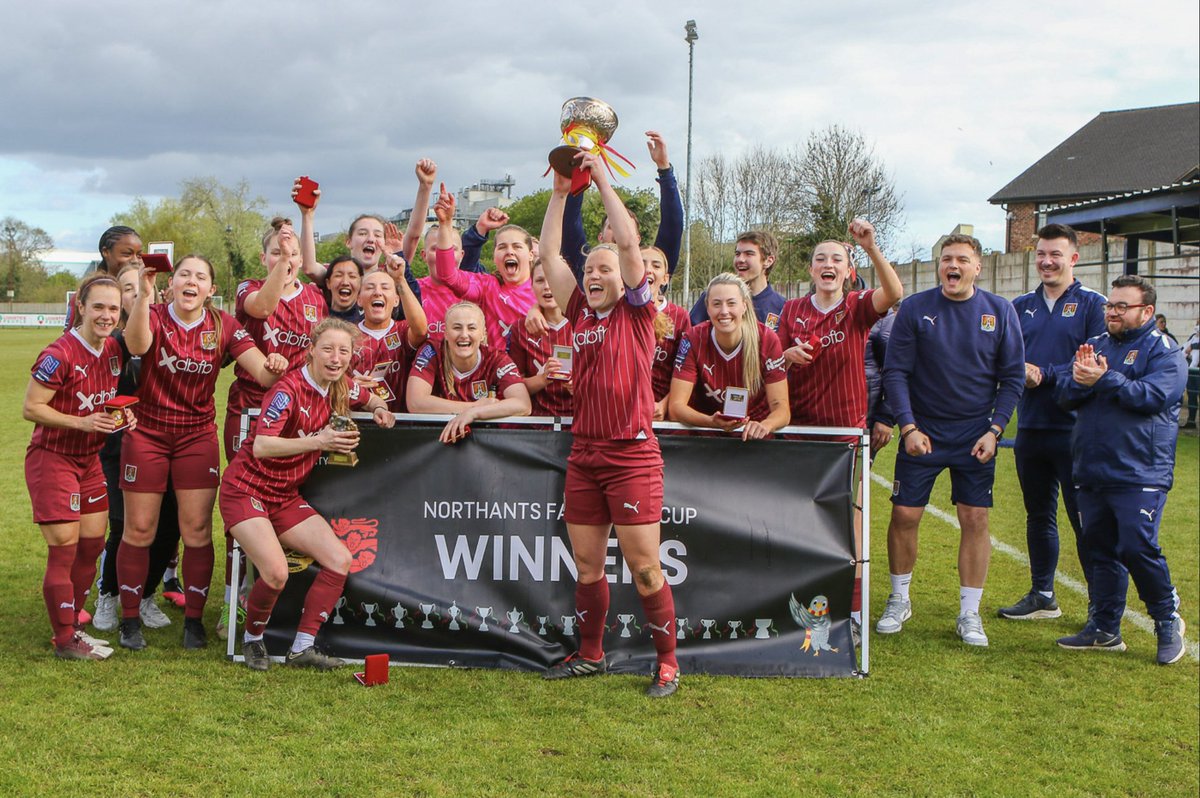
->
<box><xmin>0</xmin><ymin>328</ymin><xmax>1196</xmax><ymax>797</ymax></box>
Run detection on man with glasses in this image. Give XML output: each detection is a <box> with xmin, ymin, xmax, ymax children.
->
<box><xmin>1055</xmin><ymin>275</ymin><xmax>1188</xmax><ymax>664</ymax></box>
<box><xmin>998</xmin><ymin>224</ymin><xmax>1107</xmax><ymax>622</ymax></box>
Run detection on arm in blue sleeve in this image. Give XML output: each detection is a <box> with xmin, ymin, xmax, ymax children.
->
<box><xmin>1053</xmin><ymin>359</ymin><xmax>1095</xmax><ymax>410</ymax></box>
<box><xmin>405</xmin><ymin>259</ymin><xmax>422</xmax><ymax>304</ymax></box>
<box><xmin>654</xmin><ymin>167</ymin><xmax>683</xmax><ymax>276</ymax></box>
<box><xmin>562</xmin><ymin>191</ymin><xmax>588</xmax><ymax>284</ymax></box>
<box><xmin>990</xmin><ymin>303</ymin><xmax>1026</xmax><ymax>430</ymax></box>
<box><xmin>882</xmin><ymin>304</ymin><xmax>918</xmax><ymax>428</ymax></box>
<box><xmin>688</xmin><ymin>292</ymin><xmax>708</xmax><ymax>326</ymax></box>
<box><xmin>460</xmin><ymin>225</ymin><xmax>487</xmax><ymax>274</ymax></box>
<box><xmin>1093</xmin><ymin>343</ymin><xmax>1188</xmax><ymax>414</ymax></box>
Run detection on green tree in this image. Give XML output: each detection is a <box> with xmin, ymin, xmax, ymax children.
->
<box><xmin>1</xmin><ymin>217</ymin><xmax>54</xmax><ymax>302</ymax></box>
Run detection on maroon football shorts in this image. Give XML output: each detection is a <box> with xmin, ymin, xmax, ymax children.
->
<box><xmin>565</xmin><ymin>437</ymin><xmax>664</xmax><ymax>526</ymax></box>
<box><xmin>25</xmin><ymin>446</ymin><xmax>108</xmax><ymax>524</ymax></box>
<box><xmin>121</xmin><ymin>424</ymin><xmax>220</xmax><ymax>492</ymax></box>
<box><xmin>219</xmin><ymin>482</ymin><xmax>320</xmax><ymax>537</ymax></box>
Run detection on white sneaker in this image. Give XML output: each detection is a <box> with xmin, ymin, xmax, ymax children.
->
<box><xmin>92</xmin><ymin>594</ymin><xmax>119</xmax><ymax>632</ymax></box>
<box><xmin>140</xmin><ymin>597</ymin><xmax>172</xmax><ymax>629</ymax></box>
<box><xmin>876</xmin><ymin>593</ymin><xmax>912</xmax><ymax>634</ymax></box>
<box><xmin>76</xmin><ymin>629</ymin><xmax>111</xmax><ymax>649</ymax></box>
<box><xmin>956</xmin><ymin>611</ymin><xmax>989</xmax><ymax>647</ymax></box>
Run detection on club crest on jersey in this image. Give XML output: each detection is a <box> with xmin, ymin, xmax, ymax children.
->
<box><xmin>265</xmin><ymin>391</ymin><xmax>291</xmax><ymax>421</ymax></box>
<box><xmin>1062</xmin><ymin>303</ymin><xmax>1077</xmax><ymax>318</ymax></box>
<box><xmin>201</xmin><ymin>330</ymin><xmax>218</xmax><ymax>350</ymax></box>
<box><xmin>124</xmin><ymin>465</ymin><xmax>137</xmax><ymax>483</ymax></box>
<box><xmin>415</xmin><ymin>343</ymin><xmax>435</xmax><ymax>370</ymax></box>
<box><xmin>980</xmin><ymin>314</ymin><xmax>996</xmax><ymax>332</ymax></box>
<box><xmin>385</xmin><ymin>332</ymin><xmax>402</xmax><ymax>350</ymax></box>
<box><xmin>303</xmin><ymin>304</ymin><xmax>318</xmax><ymax>323</ymax></box>
<box><xmin>109</xmin><ymin>355</ymin><xmax>121</xmax><ymax>376</ymax></box>
<box><xmin>70</xmin><ymin>493</ymin><xmax>80</xmax><ymax>512</ymax></box>
<box><xmin>834</xmin><ymin>310</ymin><xmax>846</xmax><ymax>325</ymax></box>
<box><xmin>674</xmin><ymin>336</ymin><xmax>692</xmax><ymax>370</ymax></box>
<box><xmin>250</xmin><ymin>497</ymin><xmax>265</xmax><ymax>512</ymax></box>
<box><xmin>471</xmin><ymin>380</ymin><xmax>488</xmax><ymax>400</ymax></box>
<box><xmin>766</xmin><ymin>313</ymin><xmax>780</xmax><ymax>331</ymax></box>
<box><xmin>1124</xmin><ymin>350</ymin><xmax>1138</xmax><ymax>365</ymax></box>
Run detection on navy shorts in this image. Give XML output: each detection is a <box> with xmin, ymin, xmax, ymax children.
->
<box><xmin>891</xmin><ymin>441</ymin><xmax>995</xmax><ymax>508</ymax></box>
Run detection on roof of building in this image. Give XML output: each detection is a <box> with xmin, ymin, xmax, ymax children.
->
<box><xmin>989</xmin><ymin>102</ymin><xmax>1200</xmax><ymax>205</ymax></box>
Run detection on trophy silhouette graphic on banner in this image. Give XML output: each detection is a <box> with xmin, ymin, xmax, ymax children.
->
<box><xmin>332</xmin><ymin>596</ymin><xmax>347</xmax><ymax>625</ymax></box>
<box><xmin>419</xmin><ymin>603</ymin><xmax>436</xmax><ymax>629</ymax></box>
<box><xmin>546</xmin><ymin>97</ymin><xmax>635</xmax><ymax>196</ymax></box>
<box><xmin>676</xmin><ymin>618</ymin><xmax>691</xmax><ymax>639</ymax></box>
<box><xmin>560</xmin><ymin>614</ymin><xmax>577</xmax><ymax>636</ymax></box>
<box><xmin>727</xmin><ymin>620</ymin><xmax>744</xmax><ymax>639</ymax></box>
<box><xmin>447</xmin><ymin>602</ymin><xmax>462</xmax><ymax>631</ymax></box>
<box><xmin>361</xmin><ymin>602</ymin><xmax>380</xmax><ymax>627</ymax></box>
<box><xmin>506</xmin><ymin>608</ymin><xmax>524</xmax><ymax>633</ymax></box>
<box><xmin>616</xmin><ymin>613</ymin><xmax>637</xmax><ymax>638</ymax></box>
<box><xmin>700</xmin><ymin>619</ymin><xmax>717</xmax><ymax>639</ymax></box>
<box><xmin>754</xmin><ymin>618</ymin><xmax>774</xmax><ymax>639</ymax></box>
<box><xmin>476</xmin><ymin>606</ymin><xmax>494</xmax><ymax>632</ymax></box>
<box><xmin>537</xmin><ymin>616</ymin><xmax>550</xmax><ymax>636</ymax></box>
<box><xmin>391</xmin><ymin>603</ymin><xmax>408</xmax><ymax>629</ymax></box>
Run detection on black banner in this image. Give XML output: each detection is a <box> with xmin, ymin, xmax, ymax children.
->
<box><xmin>261</xmin><ymin>421</ymin><xmax>859</xmax><ymax>677</ymax></box>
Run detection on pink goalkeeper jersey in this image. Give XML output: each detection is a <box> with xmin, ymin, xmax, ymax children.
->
<box><xmin>434</xmin><ymin>248</ymin><xmax>536</xmax><ymax>348</ymax></box>
<box><xmin>29</xmin><ymin>329</ymin><xmax>124</xmax><ymax>457</ymax></box>
<box><xmin>228</xmin><ymin>279</ymin><xmax>328</xmax><ymax>415</ymax></box>
<box><xmin>417</xmin><ymin>275</ymin><xmax>460</xmax><ymax>342</ymax></box>
<box><xmin>222</xmin><ymin>366</ymin><xmax>368</xmax><ymax>503</ymax></box>
<box><xmin>672</xmin><ymin>321</ymin><xmax>786</xmax><ymax>422</ymax></box>
<box><xmin>776</xmin><ymin>289</ymin><xmax>882</xmax><ymax>428</ymax></box>
<box><xmin>566</xmin><ymin>279</ymin><xmax>657</xmax><ymax>441</ymax></box>
<box><xmin>137</xmin><ymin>304</ymin><xmax>256</xmax><ymax>432</ymax></box>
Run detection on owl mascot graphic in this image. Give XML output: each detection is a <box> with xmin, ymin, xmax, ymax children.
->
<box><xmin>789</xmin><ymin>593</ymin><xmax>838</xmax><ymax>656</ymax></box>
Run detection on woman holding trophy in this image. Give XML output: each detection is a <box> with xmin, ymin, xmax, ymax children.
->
<box><xmin>667</xmin><ymin>272</ymin><xmax>790</xmax><ymax>438</ymax></box>
<box><xmin>113</xmin><ymin>255</ymin><xmax>288</xmax><ymax>652</ymax></box>
<box><xmin>539</xmin><ymin>151</ymin><xmax>681</xmax><ymax>698</ymax></box>
<box><xmin>24</xmin><ymin>273</ymin><xmax>130</xmax><ymax>659</ymax></box>
<box><xmin>220</xmin><ymin>318</ymin><xmax>395</xmax><ymax>671</ymax></box>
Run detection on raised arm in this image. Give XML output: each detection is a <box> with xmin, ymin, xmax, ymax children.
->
<box><xmin>244</xmin><ymin>228</ymin><xmax>299</xmax><ymax>319</ymax></box>
<box><xmin>538</xmin><ymin>173</ymin><xmax>580</xmax><ymax>310</ymax></box>
<box><xmin>294</xmin><ymin>178</ymin><xmax>324</xmax><ymax>284</ymax></box>
<box><xmin>647</xmin><ymin>131</ymin><xmax>683</xmax><ymax>275</ymax></box>
<box><xmin>403</xmin><ymin>159</ymin><xmax>437</xmax><ymax>263</ymax></box>
<box><xmin>582</xmin><ymin>153</ymin><xmax>643</xmax><ymax>288</ymax></box>
<box><xmin>124</xmin><ymin>263</ymin><xmax>156</xmax><ymax>356</ymax></box>
<box><xmin>430</xmin><ymin>185</ymin><xmax>482</xmax><ymax>300</ymax></box>
<box><xmin>848</xmin><ymin>218</ymin><xmax>903</xmax><ymax>314</ymax></box>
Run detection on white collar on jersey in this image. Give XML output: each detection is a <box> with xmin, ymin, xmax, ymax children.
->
<box><xmin>544</xmin><ymin>316</ymin><xmax>569</xmax><ymax>332</ymax></box>
<box><xmin>69</xmin><ymin>327</ymin><xmax>103</xmax><ymax>357</ymax></box>
<box><xmin>357</xmin><ymin>321</ymin><xmax>392</xmax><ymax>340</ymax></box>
<box><xmin>281</xmin><ymin>282</ymin><xmax>304</xmax><ymax>302</ymax></box>
<box><xmin>168</xmin><ymin>302</ymin><xmax>206</xmax><ymax>331</ymax></box>
<box><xmin>810</xmin><ymin>294</ymin><xmax>846</xmax><ymax>315</ymax></box>
<box><xmin>451</xmin><ymin>351</ymin><xmax>483</xmax><ymax>380</ymax></box>
<box><xmin>301</xmin><ymin>365</ymin><xmax>329</xmax><ymax>397</ymax></box>
<box><xmin>709</xmin><ymin>326</ymin><xmax>743</xmax><ymax>361</ymax></box>
<box><xmin>655</xmin><ymin>297</ymin><xmax>668</xmax><ymax>312</ymax></box>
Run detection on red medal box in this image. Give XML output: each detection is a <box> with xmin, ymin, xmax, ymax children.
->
<box><xmin>105</xmin><ymin>396</ymin><xmax>138</xmax><ymax>431</ymax></box>
<box><xmin>354</xmin><ymin>653</ymin><xmax>389</xmax><ymax>686</ymax></box>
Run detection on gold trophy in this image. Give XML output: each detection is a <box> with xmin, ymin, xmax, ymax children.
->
<box><xmin>547</xmin><ymin>97</ymin><xmax>634</xmax><ymax>195</ymax></box>
<box><xmin>327</xmin><ymin>414</ymin><xmax>359</xmax><ymax>467</ymax></box>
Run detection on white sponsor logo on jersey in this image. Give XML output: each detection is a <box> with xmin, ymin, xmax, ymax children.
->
<box><xmin>157</xmin><ymin>348</ymin><xmax>214</xmax><ymax>375</ymax></box>
<box><xmin>262</xmin><ymin>323</ymin><xmax>312</xmax><ymax>349</ymax></box>
<box><xmin>77</xmin><ymin>388</ymin><xmax>118</xmax><ymax>412</ymax></box>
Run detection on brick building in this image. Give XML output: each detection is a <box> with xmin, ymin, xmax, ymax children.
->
<box><xmin>989</xmin><ymin>102</ymin><xmax>1199</xmax><ymax>253</ymax></box>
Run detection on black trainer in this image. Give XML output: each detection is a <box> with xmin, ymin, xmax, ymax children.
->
<box><xmin>646</xmin><ymin>662</ymin><xmax>680</xmax><ymax>698</ymax></box>
<box><xmin>543</xmin><ymin>652</ymin><xmax>607</xmax><ymax>680</ymax></box>
<box><xmin>998</xmin><ymin>591</ymin><xmax>1062</xmax><ymax>620</ymax></box>
<box><xmin>118</xmin><ymin>618</ymin><xmax>146</xmax><ymax>651</ymax></box>
<box><xmin>284</xmin><ymin>646</ymin><xmax>345</xmax><ymax>670</ymax></box>
<box><xmin>242</xmin><ymin>639</ymin><xmax>270</xmax><ymax>671</ymax></box>
<box><xmin>183</xmin><ymin>618</ymin><xmax>208</xmax><ymax>650</ymax></box>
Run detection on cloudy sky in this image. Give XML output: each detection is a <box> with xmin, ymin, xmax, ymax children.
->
<box><xmin>1</xmin><ymin>0</ymin><xmax>1196</xmax><ymax>262</ymax></box>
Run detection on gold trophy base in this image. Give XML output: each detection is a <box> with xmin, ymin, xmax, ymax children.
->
<box><xmin>327</xmin><ymin>451</ymin><xmax>359</xmax><ymax>468</ymax></box>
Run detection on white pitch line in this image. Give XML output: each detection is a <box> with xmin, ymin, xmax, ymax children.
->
<box><xmin>869</xmin><ymin>472</ymin><xmax>1199</xmax><ymax>662</ymax></box>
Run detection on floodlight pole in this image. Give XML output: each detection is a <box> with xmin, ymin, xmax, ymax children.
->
<box><xmin>682</xmin><ymin>19</ymin><xmax>699</xmax><ymax>301</ymax></box>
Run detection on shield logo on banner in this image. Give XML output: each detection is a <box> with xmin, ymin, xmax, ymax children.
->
<box><xmin>124</xmin><ymin>465</ymin><xmax>137</xmax><ymax>483</ymax></box>
<box><xmin>70</xmin><ymin>493</ymin><xmax>80</xmax><ymax>512</ymax></box>
<box><xmin>471</xmin><ymin>380</ymin><xmax>488</xmax><ymax>400</ymax></box>
<box><xmin>330</xmin><ymin>517</ymin><xmax>380</xmax><ymax>573</ymax></box>
<box><xmin>304</xmin><ymin>305</ymin><xmax>318</xmax><ymax>323</ymax></box>
<box><xmin>980</xmin><ymin>314</ymin><xmax>996</xmax><ymax>332</ymax></box>
<box><xmin>201</xmin><ymin>330</ymin><xmax>218</xmax><ymax>350</ymax></box>
<box><xmin>766</xmin><ymin>313</ymin><xmax>780</xmax><ymax>331</ymax></box>
<box><xmin>109</xmin><ymin>356</ymin><xmax>121</xmax><ymax>376</ymax></box>
<box><xmin>1124</xmin><ymin>350</ymin><xmax>1138</xmax><ymax>365</ymax></box>
<box><xmin>385</xmin><ymin>332</ymin><xmax>402</xmax><ymax>350</ymax></box>
<box><xmin>1062</xmin><ymin>303</ymin><xmax>1078</xmax><ymax>318</ymax></box>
